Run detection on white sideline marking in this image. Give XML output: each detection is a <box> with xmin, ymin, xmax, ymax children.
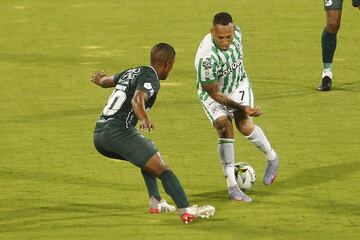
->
<box><xmin>161</xmin><ymin>82</ymin><xmax>183</xmax><ymax>87</ymax></box>
<box><xmin>82</xmin><ymin>51</ymin><xmax>112</xmax><ymax>57</ymax></box>
<box><xmin>83</xmin><ymin>45</ymin><xmax>103</xmax><ymax>50</ymax></box>
<box><xmin>13</xmin><ymin>6</ymin><xmax>27</xmax><ymax>9</ymax></box>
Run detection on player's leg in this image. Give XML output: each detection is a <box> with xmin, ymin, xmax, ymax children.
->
<box><xmin>94</xmin><ymin>127</ymin><xmax>174</xmax><ymax>212</ymax></box>
<box><xmin>95</xmin><ymin>127</ymin><xmax>214</xmax><ymax>222</ymax></box>
<box><xmin>231</xmin><ymin>79</ymin><xmax>278</xmax><ymax>185</ymax></box>
<box><xmin>140</xmin><ymin>169</ymin><xmax>166</xmax><ymax>213</ymax></box>
<box><xmin>139</xmin><ymin>139</ymin><xmax>174</xmax><ymax>213</ymax></box>
<box><xmin>215</xmin><ymin>117</ymin><xmax>251</xmax><ymax>201</ymax></box>
<box><xmin>234</xmin><ymin>112</ymin><xmax>277</xmax><ymax>161</ymax></box>
<box><xmin>318</xmin><ymin>0</ymin><xmax>343</xmax><ymax>91</ymax></box>
<box><xmin>234</xmin><ymin>111</ymin><xmax>278</xmax><ymax>185</ymax></box>
<box><xmin>201</xmin><ymin>98</ymin><xmax>251</xmax><ymax>202</ymax></box>
<box><xmin>143</xmin><ymin>153</ymin><xmax>215</xmax><ymax>223</ymax></box>
<box><xmin>142</xmin><ymin>153</ymin><xmax>188</xmax><ymax>210</ymax></box>
<box><xmin>214</xmin><ymin>116</ymin><xmax>235</xmax><ymax>187</ymax></box>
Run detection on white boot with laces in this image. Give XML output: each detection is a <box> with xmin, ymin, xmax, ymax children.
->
<box><xmin>148</xmin><ymin>196</ymin><xmax>176</xmax><ymax>214</ymax></box>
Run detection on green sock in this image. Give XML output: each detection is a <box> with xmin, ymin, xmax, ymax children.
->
<box><xmin>141</xmin><ymin>169</ymin><xmax>161</xmax><ymax>201</ymax></box>
<box><xmin>159</xmin><ymin>170</ymin><xmax>189</xmax><ymax>209</ymax></box>
<box><xmin>322</xmin><ymin>28</ymin><xmax>337</xmax><ymax>69</ymax></box>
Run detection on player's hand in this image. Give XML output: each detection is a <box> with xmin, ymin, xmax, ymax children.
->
<box><xmin>243</xmin><ymin>106</ymin><xmax>263</xmax><ymax>117</ymax></box>
<box><xmin>139</xmin><ymin>119</ymin><xmax>156</xmax><ymax>133</ymax></box>
<box><xmin>90</xmin><ymin>69</ymin><xmax>106</xmax><ymax>86</ymax></box>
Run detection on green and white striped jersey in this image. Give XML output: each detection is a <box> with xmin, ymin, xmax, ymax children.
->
<box><xmin>195</xmin><ymin>25</ymin><xmax>247</xmax><ymax>101</ymax></box>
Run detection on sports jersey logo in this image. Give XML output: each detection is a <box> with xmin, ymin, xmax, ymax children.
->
<box><xmin>144</xmin><ymin>82</ymin><xmax>152</xmax><ymax>90</ymax></box>
<box><xmin>219</xmin><ymin>58</ymin><xmax>243</xmax><ymax>77</ymax></box>
<box><xmin>202</xmin><ymin>58</ymin><xmax>212</xmax><ymax>70</ymax></box>
<box><xmin>325</xmin><ymin>0</ymin><xmax>333</xmax><ymax>7</ymax></box>
<box><xmin>144</xmin><ymin>82</ymin><xmax>155</xmax><ymax>97</ymax></box>
<box><xmin>234</xmin><ymin>42</ymin><xmax>242</xmax><ymax>52</ymax></box>
<box><xmin>122</xmin><ymin>68</ymin><xmax>141</xmax><ymax>81</ymax></box>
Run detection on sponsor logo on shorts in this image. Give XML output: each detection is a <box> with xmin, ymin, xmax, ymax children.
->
<box><xmin>325</xmin><ymin>0</ymin><xmax>333</xmax><ymax>7</ymax></box>
<box><xmin>97</xmin><ymin>117</ymin><xmax>114</xmax><ymax>123</ymax></box>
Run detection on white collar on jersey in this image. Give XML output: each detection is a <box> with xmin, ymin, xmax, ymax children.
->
<box><xmin>148</xmin><ymin>65</ymin><xmax>159</xmax><ymax>80</ymax></box>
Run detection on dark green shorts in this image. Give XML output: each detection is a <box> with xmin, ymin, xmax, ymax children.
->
<box><xmin>94</xmin><ymin>122</ymin><xmax>158</xmax><ymax>168</ymax></box>
<box><xmin>324</xmin><ymin>0</ymin><xmax>343</xmax><ymax>10</ymax></box>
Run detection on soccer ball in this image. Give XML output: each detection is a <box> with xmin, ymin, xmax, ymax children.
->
<box><xmin>234</xmin><ymin>162</ymin><xmax>256</xmax><ymax>190</ymax></box>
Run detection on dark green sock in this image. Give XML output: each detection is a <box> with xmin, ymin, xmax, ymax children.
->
<box><xmin>353</xmin><ymin>0</ymin><xmax>360</xmax><ymax>7</ymax></box>
<box><xmin>159</xmin><ymin>170</ymin><xmax>189</xmax><ymax>209</ymax></box>
<box><xmin>141</xmin><ymin>169</ymin><xmax>161</xmax><ymax>201</ymax></box>
<box><xmin>322</xmin><ymin>28</ymin><xmax>337</xmax><ymax>65</ymax></box>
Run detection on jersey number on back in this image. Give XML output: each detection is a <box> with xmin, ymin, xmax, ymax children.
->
<box><xmin>102</xmin><ymin>90</ymin><xmax>127</xmax><ymax>116</ymax></box>
<box><xmin>102</xmin><ymin>68</ymin><xmax>140</xmax><ymax>116</ymax></box>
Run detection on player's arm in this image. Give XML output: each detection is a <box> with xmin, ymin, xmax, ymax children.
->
<box><xmin>201</xmin><ymin>82</ymin><xmax>262</xmax><ymax>117</ymax></box>
<box><xmin>131</xmin><ymin>90</ymin><xmax>155</xmax><ymax>133</ymax></box>
<box><xmin>90</xmin><ymin>70</ymin><xmax>116</xmax><ymax>88</ymax></box>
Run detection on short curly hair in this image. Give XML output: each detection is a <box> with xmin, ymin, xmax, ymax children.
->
<box><xmin>213</xmin><ymin>12</ymin><xmax>233</xmax><ymax>26</ymax></box>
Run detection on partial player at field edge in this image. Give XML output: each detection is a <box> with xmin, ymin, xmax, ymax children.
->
<box><xmin>318</xmin><ymin>0</ymin><xmax>360</xmax><ymax>91</ymax></box>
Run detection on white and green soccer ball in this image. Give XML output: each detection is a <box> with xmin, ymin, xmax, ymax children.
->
<box><xmin>234</xmin><ymin>162</ymin><xmax>256</xmax><ymax>190</ymax></box>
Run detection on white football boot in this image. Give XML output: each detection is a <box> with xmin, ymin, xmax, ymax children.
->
<box><xmin>148</xmin><ymin>196</ymin><xmax>176</xmax><ymax>214</ymax></box>
<box><xmin>180</xmin><ymin>205</ymin><xmax>216</xmax><ymax>224</ymax></box>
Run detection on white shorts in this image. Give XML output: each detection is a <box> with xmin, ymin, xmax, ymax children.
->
<box><xmin>200</xmin><ymin>77</ymin><xmax>254</xmax><ymax>123</ymax></box>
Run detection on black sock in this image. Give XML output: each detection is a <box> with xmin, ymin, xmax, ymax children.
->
<box><xmin>159</xmin><ymin>170</ymin><xmax>189</xmax><ymax>209</ymax></box>
<box><xmin>141</xmin><ymin>169</ymin><xmax>161</xmax><ymax>201</ymax></box>
<box><xmin>322</xmin><ymin>28</ymin><xmax>337</xmax><ymax>64</ymax></box>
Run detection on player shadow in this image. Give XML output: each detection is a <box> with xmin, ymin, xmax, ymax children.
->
<box><xmin>269</xmin><ymin>160</ymin><xmax>360</xmax><ymax>192</ymax></box>
<box><xmin>0</xmin><ymin>202</ymin><xmax>145</xmax><ymax>233</ymax></box>
<box><xmin>327</xmin><ymin>80</ymin><xmax>360</xmax><ymax>92</ymax></box>
<box><xmin>188</xmin><ymin>160</ymin><xmax>360</xmax><ymax>208</ymax></box>
<box><xmin>188</xmin><ymin>188</ymin><xmax>265</xmax><ymax>204</ymax></box>
<box><xmin>189</xmin><ymin>189</ymin><xmax>229</xmax><ymax>201</ymax></box>
<box><xmin>1</xmin><ymin>199</ymin><xmax>227</xmax><ymax>232</ymax></box>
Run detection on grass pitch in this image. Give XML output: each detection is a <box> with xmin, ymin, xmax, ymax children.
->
<box><xmin>1</xmin><ymin>0</ymin><xmax>360</xmax><ymax>239</ymax></box>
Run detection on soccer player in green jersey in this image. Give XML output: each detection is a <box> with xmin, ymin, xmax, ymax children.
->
<box><xmin>318</xmin><ymin>0</ymin><xmax>360</xmax><ymax>91</ymax></box>
<box><xmin>91</xmin><ymin>43</ymin><xmax>215</xmax><ymax>224</ymax></box>
<box><xmin>195</xmin><ymin>13</ymin><xmax>279</xmax><ymax>202</ymax></box>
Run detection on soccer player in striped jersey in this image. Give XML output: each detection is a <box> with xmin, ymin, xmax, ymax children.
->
<box><xmin>195</xmin><ymin>12</ymin><xmax>279</xmax><ymax>202</ymax></box>
<box><xmin>318</xmin><ymin>0</ymin><xmax>360</xmax><ymax>91</ymax></box>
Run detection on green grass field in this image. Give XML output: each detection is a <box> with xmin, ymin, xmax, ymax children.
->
<box><xmin>1</xmin><ymin>0</ymin><xmax>360</xmax><ymax>239</ymax></box>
